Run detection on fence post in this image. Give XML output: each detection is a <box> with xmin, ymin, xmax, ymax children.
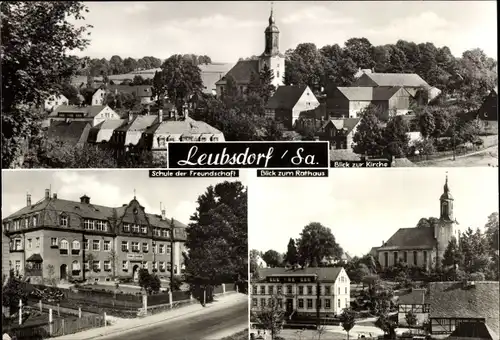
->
<box><xmin>49</xmin><ymin>308</ymin><xmax>53</xmax><ymax>336</ymax></box>
<box><xmin>78</xmin><ymin>307</ymin><xmax>82</xmax><ymax>319</ymax></box>
<box><xmin>104</xmin><ymin>312</ymin><xmax>107</xmax><ymax>327</ymax></box>
<box><xmin>190</xmin><ymin>293</ymin><xmax>193</xmax><ymax>301</ymax></box>
<box><xmin>62</xmin><ymin>318</ymin><xmax>65</xmax><ymax>335</ymax></box>
<box><xmin>39</xmin><ymin>299</ymin><xmax>42</xmax><ymax>312</ymax></box>
<box><xmin>18</xmin><ymin>299</ymin><xmax>22</xmax><ymax>325</ymax></box>
<box><xmin>222</xmin><ymin>283</ymin><xmax>226</xmax><ymax>294</ymax></box>
<box><xmin>236</xmin><ymin>284</ymin><xmax>239</xmax><ymax>293</ymax></box>
<box><xmin>57</xmin><ymin>303</ymin><xmax>60</xmax><ymax>316</ymax></box>
<box><xmin>142</xmin><ymin>295</ymin><xmax>148</xmax><ymax>316</ymax></box>
<box><xmin>169</xmin><ymin>291</ymin><xmax>173</xmax><ymax>309</ymax></box>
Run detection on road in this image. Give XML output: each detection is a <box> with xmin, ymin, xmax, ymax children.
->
<box><xmin>101</xmin><ymin>300</ymin><xmax>248</xmax><ymax>340</ymax></box>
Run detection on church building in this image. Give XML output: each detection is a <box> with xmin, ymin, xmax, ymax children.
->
<box><xmin>375</xmin><ymin>175</ymin><xmax>460</xmax><ymax>270</ymax></box>
<box><xmin>215</xmin><ymin>6</ymin><xmax>285</xmax><ymax>97</ymax></box>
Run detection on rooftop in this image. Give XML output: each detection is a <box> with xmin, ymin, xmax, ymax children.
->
<box><xmin>49</xmin><ymin>105</ymin><xmax>108</xmax><ymax>118</ymax></box>
<box><xmin>354</xmin><ymin>72</ymin><xmax>431</xmax><ymax>89</ymax></box>
<box><xmin>47</xmin><ymin>121</ymin><xmax>90</xmax><ymax>145</ymax></box>
<box><xmin>256</xmin><ymin>267</ymin><xmax>345</xmax><ymax>283</ymax></box>
<box><xmin>379</xmin><ymin>226</ymin><xmax>437</xmax><ymax>250</ymax></box>
<box><xmin>266</xmin><ymin>85</ymin><xmax>309</xmax><ymax>110</ymax></box>
<box><xmin>336</xmin><ymin>86</ymin><xmax>407</xmax><ymax>101</ymax></box>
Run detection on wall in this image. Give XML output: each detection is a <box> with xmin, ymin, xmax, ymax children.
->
<box><xmin>326</xmin><ymin>89</ymin><xmax>350</xmax><ymax>118</ymax></box>
<box><xmin>435</xmin><ymin>220</ymin><xmax>456</xmax><ymax>266</ymax></box>
<box><xmin>2</xmin><ymin>231</ymin><xmax>11</xmax><ymax>279</ymax></box>
<box><xmin>398</xmin><ymin>309</ymin><xmax>428</xmax><ymax>326</ymax></box>
<box><xmin>348</xmin><ymin>101</ymin><xmax>372</xmax><ymax>118</ymax></box>
<box><xmin>93</xmin><ymin>107</ymin><xmax>120</xmax><ymax>126</ymax></box>
<box><xmin>260</xmin><ymin>56</ymin><xmax>285</xmax><ymax>88</ymax></box>
<box><xmin>378</xmin><ymin>249</ymin><xmax>435</xmax><ymax>269</ymax></box>
<box><xmin>291</xmin><ymin>88</ymin><xmax>320</xmax><ymax>128</ymax></box>
<box><xmin>92</xmin><ymin>90</ymin><xmax>106</xmax><ymax>106</ymax></box>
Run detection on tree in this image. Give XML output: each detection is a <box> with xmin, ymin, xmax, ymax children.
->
<box><xmin>352</xmin><ymin>107</ymin><xmax>385</xmax><ymax>157</ymax></box>
<box><xmin>155</xmin><ymin>54</ymin><xmax>203</xmax><ymax>114</ymax></box>
<box><xmin>252</xmin><ymin>294</ymin><xmax>285</xmax><ymax>340</ymax></box>
<box><xmin>132</xmin><ymin>75</ymin><xmax>145</xmax><ymax>85</ymax></box>
<box><xmin>123</xmin><ymin>57</ymin><xmax>138</xmax><ymax>73</ymax></box>
<box><xmin>138</xmin><ymin>268</ymin><xmax>161</xmax><ymax>295</ymax></box>
<box><xmin>405</xmin><ymin>311</ymin><xmax>418</xmax><ymax>330</ymax></box>
<box><xmin>350</xmin><ymin>263</ymin><xmax>371</xmax><ymax>283</ymax></box>
<box><xmin>441</xmin><ymin>237</ymin><xmax>462</xmax><ymax>269</ymax></box>
<box><xmin>484</xmin><ymin>212</ymin><xmax>499</xmax><ymax>255</ymax></box>
<box><xmin>375</xmin><ymin>313</ymin><xmax>397</xmax><ymax>339</ymax></box>
<box><xmin>284</xmin><ymin>238</ymin><xmax>299</xmax><ymax>267</ymax></box>
<box><xmin>296</xmin><ymin>222</ymin><xmax>344</xmax><ymax>267</ymax></box>
<box><xmin>258</xmin><ymin>64</ymin><xmax>276</xmax><ymax>103</ymax></box>
<box><xmin>344</xmin><ymin>37</ymin><xmax>375</xmax><ymax>70</ymax></box>
<box><xmin>417</xmin><ymin>108</ymin><xmax>436</xmax><ymax>139</ymax></box>
<box><xmin>184</xmin><ymin>182</ymin><xmax>247</xmax><ymax>291</ymax></box>
<box><xmin>383</xmin><ymin>115</ymin><xmax>410</xmax><ymax>158</ymax></box>
<box><xmin>1</xmin><ymin>1</ymin><xmax>91</xmax><ymax>168</ymax></box>
<box><xmin>250</xmin><ymin>249</ymin><xmax>261</xmax><ymax>276</ymax></box>
<box><xmin>60</xmin><ymin>83</ymin><xmax>81</xmax><ymax>106</ymax></box>
<box><xmin>262</xmin><ymin>250</ymin><xmax>282</xmax><ymax>268</ymax></box>
<box><xmin>2</xmin><ymin>277</ymin><xmax>30</xmax><ymax>315</ymax></box>
<box><xmin>109</xmin><ymin>55</ymin><xmax>125</xmax><ymax>75</ymax></box>
<box><xmin>340</xmin><ymin>308</ymin><xmax>356</xmax><ymax>340</ymax></box>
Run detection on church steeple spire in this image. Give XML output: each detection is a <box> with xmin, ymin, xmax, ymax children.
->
<box><xmin>263</xmin><ymin>1</ymin><xmax>280</xmax><ymax>57</ymax></box>
<box><xmin>440</xmin><ymin>173</ymin><xmax>454</xmax><ymax>221</ymax></box>
<box><xmin>269</xmin><ymin>2</ymin><xmax>275</xmax><ymax>25</ymax></box>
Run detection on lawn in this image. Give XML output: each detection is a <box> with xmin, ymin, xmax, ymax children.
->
<box><xmin>418</xmin><ymin>145</ymin><xmax>498</xmax><ymax>167</ymax></box>
<box><xmin>221</xmin><ymin>329</ymin><xmax>249</xmax><ymax>340</ymax></box>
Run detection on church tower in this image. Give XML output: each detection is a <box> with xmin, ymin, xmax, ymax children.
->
<box><xmin>435</xmin><ymin>174</ymin><xmax>459</xmax><ymax>267</ymax></box>
<box><xmin>259</xmin><ymin>3</ymin><xmax>285</xmax><ymax>88</ymax></box>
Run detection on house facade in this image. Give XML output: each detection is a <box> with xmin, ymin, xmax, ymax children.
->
<box><xmin>2</xmin><ymin>189</ymin><xmax>186</xmax><ymax>284</ymax></box>
<box><xmin>92</xmin><ymin>88</ymin><xmax>106</xmax><ymax>106</ymax></box>
<box><xmin>215</xmin><ymin>7</ymin><xmax>284</xmax><ymax>97</ymax></box>
<box><xmin>44</xmin><ymin>94</ymin><xmax>69</xmax><ymax>112</ymax></box>
<box><xmin>376</xmin><ymin>175</ymin><xmax>459</xmax><ymax>270</ymax></box>
<box><xmin>265</xmin><ymin>86</ymin><xmax>320</xmax><ymax>130</ymax></box>
<box><xmin>397</xmin><ymin>288</ymin><xmax>429</xmax><ymax>326</ymax></box>
<box><xmin>49</xmin><ymin>105</ymin><xmax>121</xmax><ymax>127</ymax></box>
<box><xmin>110</xmin><ymin>115</ymin><xmax>158</xmax><ymax>157</ymax></box>
<box><xmin>251</xmin><ymin>267</ymin><xmax>351</xmax><ymax>319</ymax></box>
<box><xmin>476</xmin><ymin>87</ymin><xmax>498</xmax><ymax>134</ymax></box>
<box><xmin>107</xmin><ymin>85</ymin><xmax>155</xmax><ymax>104</ymax></box>
<box><xmin>322</xmin><ymin>118</ymin><xmax>361</xmax><ymax>150</ymax></box>
<box><xmin>428</xmin><ymin>281</ymin><xmax>499</xmax><ymax>337</ymax></box>
<box><xmin>326</xmin><ymin>86</ymin><xmax>412</xmax><ymax>119</ymax></box>
<box><xmin>2</xmin><ymin>230</ymin><xmax>10</xmax><ymax>281</ymax></box>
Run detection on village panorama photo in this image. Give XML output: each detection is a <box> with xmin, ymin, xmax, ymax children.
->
<box><xmin>1</xmin><ymin>1</ymin><xmax>497</xmax><ymax>168</ymax></box>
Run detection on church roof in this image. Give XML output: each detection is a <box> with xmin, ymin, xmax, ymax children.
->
<box><xmin>215</xmin><ymin>60</ymin><xmax>259</xmax><ymax>86</ymax></box>
<box><xmin>378</xmin><ymin>227</ymin><xmax>436</xmax><ymax>250</ymax></box>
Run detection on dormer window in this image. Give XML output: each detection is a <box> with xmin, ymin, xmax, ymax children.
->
<box><xmin>60</xmin><ymin>214</ymin><xmax>68</xmax><ymax>227</ymax></box>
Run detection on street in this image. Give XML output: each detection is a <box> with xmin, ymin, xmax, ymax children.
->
<box><xmin>100</xmin><ymin>300</ymin><xmax>248</xmax><ymax>340</ymax></box>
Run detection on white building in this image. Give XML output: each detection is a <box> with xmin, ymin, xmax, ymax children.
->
<box><xmin>44</xmin><ymin>94</ymin><xmax>69</xmax><ymax>112</ymax></box>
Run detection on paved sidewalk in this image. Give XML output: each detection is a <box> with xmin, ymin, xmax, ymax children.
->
<box><xmin>52</xmin><ymin>292</ymin><xmax>246</xmax><ymax>340</ymax></box>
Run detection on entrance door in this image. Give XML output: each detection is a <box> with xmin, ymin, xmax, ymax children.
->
<box><xmin>286</xmin><ymin>299</ymin><xmax>294</xmax><ymax>314</ymax></box>
<box><xmin>60</xmin><ymin>264</ymin><xmax>67</xmax><ymax>281</ymax></box>
<box><xmin>132</xmin><ymin>265</ymin><xmax>139</xmax><ymax>282</ymax></box>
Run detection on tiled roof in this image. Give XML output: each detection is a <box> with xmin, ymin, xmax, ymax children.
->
<box><xmin>266</xmin><ymin>86</ymin><xmax>308</xmax><ymax>110</ymax></box>
<box><xmin>324</xmin><ymin>118</ymin><xmax>361</xmax><ymax>134</ymax></box>
<box><xmin>150</xmin><ymin>117</ymin><xmax>222</xmax><ymax>135</ymax></box>
<box><xmin>215</xmin><ymin>60</ymin><xmax>259</xmax><ymax>85</ymax></box>
<box><xmin>355</xmin><ymin>73</ymin><xmax>431</xmax><ymax>89</ymax></box>
<box><xmin>49</xmin><ymin>105</ymin><xmax>107</xmax><ymax>118</ymax></box>
<box><xmin>429</xmin><ymin>281</ymin><xmax>499</xmax><ymax>335</ymax></box>
<box><xmin>398</xmin><ymin>288</ymin><xmax>427</xmax><ymax>305</ymax></box>
<box><xmin>115</xmin><ymin>116</ymin><xmax>158</xmax><ymax>146</ymax></box>
<box><xmin>256</xmin><ymin>267</ymin><xmax>344</xmax><ymax>283</ymax></box>
<box><xmin>449</xmin><ymin>321</ymin><xmax>498</xmax><ymax>340</ymax></box>
<box><xmin>107</xmin><ymin>85</ymin><xmax>153</xmax><ymax>98</ymax></box>
<box><xmin>379</xmin><ymin>227</ymin><xmax>436</xmax><ymax>250</ymax></box>
<box><xmin>47</xmin><ymin>121</ymin><xmax>90</xmax><ymax>145</ymax></box>
<box><xmin>88</xmin><ymin>119</ymin><xmax>127</xmax><ymax>143</ymax></box>
<box><xmin>336</xmin><ymin>86</ymin><xmax>405</xmax><ymax>101</ymax></box>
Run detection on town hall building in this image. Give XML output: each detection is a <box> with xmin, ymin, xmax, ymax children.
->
<box><xmin>215</xmin><ymin>6</ymin><xmax>285</xmax><ymax>97</ymax></box>
<box><xmin>375</xmin><ymin>175</ymin><xmax>460</xmax><ymax>270</ymax></box>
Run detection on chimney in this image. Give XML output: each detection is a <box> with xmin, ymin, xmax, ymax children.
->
<box><xmin>161</xmin><ymin>209</ymin><xmax>166</xmax><ymax>220</ymax></box>
<box><xmin>128</xmin><ymin>112</ymin><xmax>133</xmax><ymax>122</ymax></box>
<box><xmin>27</xmin><ymin>194</ymin><xmax>32</xmax><ymax>207</ymax></box>
<box><xmin>45</xmin><ymin>189</ymin><xmax>50</xmax><ymax>200</ymax></box>
<box><xmin>382</xmin><ymin>240</ymin><xmax>384</xmax><ymax>246</ymax></box>
<box><xmin>158</xmin><ymin>109</ymin><xmax>163</xmax><ymax>123</ymax></box>
<box><xmin>53</xmin><ymin>193</ymin><xmax>57</xmax><ymax>199</ymax></box>
<box><xmin>80</xmin><ymin>195</ymin><xmax>90</xmax><ymax>204</ymax></box>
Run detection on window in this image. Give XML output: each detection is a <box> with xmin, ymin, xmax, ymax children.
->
<box><xmin>152</xmin><ymin>262</ymin><xmax>158</xmax><ymax>270</ymax></box>
<box><xmin>131</xmin><ymin>242</ymin><xmax>139</xmax><ymax>252</ymax></box>
<box><xmin>167</xmin><ymin>244</ymin><xmax>172</xmax><ymax>254</ymax></box>
<box><xmin>162</xmin><ymin>230</ymin><xmax>170</xmax><ymax>238</ymax></box>
<box><xmin>298</xmin><ymin>299</ymin><xmax>304</xmax><ymax>309</ymax></box>
<box><xmin>338</xmin><ymin>299</ymin><xmax>341</xmax><ymax>308</ymax></box>
<box><xmin>141</xmin><ymin>226</ymin><xmax>147</xmax><ymax>234</ymax></box>
<box><xmin>15</xmin><ymin>260</ymin><xmax>21</xmax><ymax>273</ymax></box>
<box><xmin>92</xmin><ymin>240</ymin><xmax>100</xmax><ymax>251</ymax></box>
<box><xmin>307</xmin><ymin>286</ymin><xmax>313</xmax><ymax>295</ymax></box>
<box><xmin>123</xmin><ymin>223</ymin><xmax>130</xmax><ymax>232</ymax></box>
<box><xmin>260</xmin><ymin>286</ymin><xmax>266</xmax><ymax>295</ymax></box>
<box><xmin>24</xmin><ymin>217</ymin><xmax>29</xmax><ymax>228</ymax></box>
<box><xmin>307</xmin><ymin>299</ymin><xmax>313</xmax><ymax>309</ymax></box>
<box><xmin>269</xmin><ymin>286</ymin><xmax>274</xmax><ymax>295</ymax></box>
<box><xmin>325</xmin><ymin>299</ymin><xmax>331</xmax><ymax>309</ymax></box>
<box><xmin>103</xmin><ymin>241</ymin><xmax>111</xmax><ymax>251</ymax></box>
<box><xmin>84</xmin><ymin>219</ymin><xmax>94</xmax><ymax>230</ymax></box>
<box><xmin>72</xmin><ymin>240</ymin><xmax>80</xmax><ymax>255</ymax></box>
<box><xmin>60</xmin><ymin>239</ymin><xmax>69</xmax><ymax>255</ymax></box>
<box><xmin>122</xmin><ymin>261</ymin><xmax>129</xmax><ymax>271</ymax></box>
<box><xmin>93</xmin><ymin>261</ymin><xmax>100</xmax><ymax>271</ymax></box>
<box><xmin>277</xmin><ymin>71</ymin><xmax>280</xmax><ymax>78</ymax></box>
<box><xmin>104</xmin><ymin>261</ymin><xmax>111</xmax><ymax>271</ymax></box>
<box><xmin>423</xmin><ymin>251</ymin><xmax>428</xmax><ymax>265</ymax></box>
<box><xmin>96</xmin><ymin>221</ymin><xmax>107</xmax><ymax>231</ymax></box>
<box><xmin>252</xmin><ymin>299</ymin><xmax>258</xmax><ymax>307</ymax></box>
<box><xmin>35</xmin><ymin>237</ymin><xmax>40</xmax><ymax>248</ymax></box>
<box><xmin>298</xmin><ymin>286</ymin><xmax>303</xmax><ymax>295</ymax></box>
<box><xmin>13</xmin><ymin>239</ymin><xmax>22</xmax><ymax>251</ymax></box>
<box><xmin>278</xmin><ymin>299</ymin><xmax>283</xmax><ymax>309</ymax></box>
<box><xmin>152</xmin><ymin>243</ymin><xmax>157</xmax><ymax>254</ymax></box>
<box><xmin>158</xmin><ymin>137</ymin><xmax>166</xmax><ymax>147</ymax></box>
<box><xmin>345</xmin><ymin>287</ymin><xmax>347</xmax><ymax>294</ymax></box>
<box><xmin>384</xmin><ymin>252</ymin><xmax>388</xmax><ymax>267</ymax></box>
<box><xmin>142</xmin><ymin>243</ymin><xmax>149</xmax><ymax>252</ymax></box>
<box><xmin>404</xmin><ymin>251</ymin><xmax>408</xmax><ymax>263</ymax></box>
<box><xmin>325</xmin><ymin>286</ymin><xmax>330</xmax><ymax>295</ymax></box>
<box><xmin>277</xmin><ymin>285</ymin><xmax>282</xmax><ymax>294</ymax></box>
<box><xmin>27</xmin><ymin>239</ymin><xmax>32</xmax><ymax>249</ymax></box>
<box><xmin>160</xmin><ymin>262</ymin><xmax>166</xmax><ymax>271</ymax></box>
<box><xmin>260</xmin><ymin>299</ymin><xmax>266</xmax><ymax>308</ymax></box>
<box><xmin>159</xmin><ymin>244</ymin><xmax>165</xmax><ymax>254</ymax></box>
<box><xmin>253</xmin><ymin>285</ymin><xmax>258</xmax><ymax>295</ymax></box>
<box><xmin>132</xmin><ymin>224</ymin><xmax>140</xmax><ymax>233</ymax></box>
<box><xmin>51</xmin><ymin>238</ymin><xmax>58</xmax><ymax>248</ymax></box>
<box><xmin>287</xmin><ymin>285</ymin><xmax>292</xmax><ymax>294</ymax></box>
<box><xmin>72</xmin><ymin>261</ymin><xmax>80</xmax><ymax>271</ymax></box>
<box><xmin>83</xmin><ymin>239</ymin><xmax>89</xmax><ymax>250</ymax></box>
<box><xmin>143</xmin><ymin>261</ymin><xmax>148</xmax><ymax>269</ymax></box>
<box><xmin>32</xmin><ymin>216</ymin><xmax>37</xmax><ymax>227</ymax></box>
<box><xmin>393</xmin><ymin>252</ymin><xmax>398</xmax><ymax>264</ymax></box>
<box><xmin>212</xmin><ymin>136</ymin><xmax>219</xmax><ymax>141</ymax></box>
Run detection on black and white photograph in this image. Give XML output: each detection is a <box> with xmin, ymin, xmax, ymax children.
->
<box><xmin>249</xmin><ymin>168</ymin><xmax>499</xmax><ymax>340</ymax></box>
<box><xmin>1</xmin><ymin>170</ymin><xmax>248</xmax><ymax>340</ymax></box>
<box><xmin>1</xmin><ymin>1</ymin><xmax>497</xmax><ymax>168</ymax></box>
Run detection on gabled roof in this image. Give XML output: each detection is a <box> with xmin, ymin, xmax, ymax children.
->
<box><xmin>448</xmin><ymin>321</ymin><xmax>498</xmax><ymax>340</ymax></box>
<box><xmin>88</xmin><ymin>119</ymin><xmax>127</xmax><ymax>143</ymax></box>
<box><xmin>107</xmin><ymin>85</ymin><xmax>153</xmax><ymax>98</ymax></box>
<box><xmin>256</xmin><ymin>267</ymin><xmax>345</xmax><ymax>283</ymax></box>
<box><xmin>266</xmin><ymin>85</ymin><xmax>309</xmax><ymax>110</ymax></box>
<box><xmin>336</xmin><ymin>86</ymin><xmax>406</xmax><ymax>101</ymax></box>
<box><xmin>49</xmin><ymin>105</ymin><xmax>108</xmax><ymax>118</ymax></box>
<box><xmin>429</xmin><ymin>281</ymin><xmax>499</xmax><ymax>335</ymax></box>
<box><xmin>148</xmin><ymin>117</ymin><xmax>223</xmax><ymax>135</ymax></box>
<box><xmin>116</xmin><ymin>115</ymin><xmax>158</xmax><ymax>133</ymax></box>
<box><xmin>398</xmin><ymin>288</ymin><xmax>427</xmax><ymax>305</ymax></box>
<box><xmin>215</xmin><ymin>60</ymin><xmax>259</xmax><ymax>85</ymax></box>
<box><xmin>378</xmin><ymin>227</ymin><xmax>436</xmax><ymax>250</ymax></box>
<box><xmin>47</xmin><ymin>121</ymin><xmax>90</xmax><ymax>145</ymax></box>
<box><xmin>324</xmin><ymin>118</ymin><xmax>361</xmax><ymax>134</ymax></box>
<box><xmin>355</xmin><ymin>73</ymin><xmax>431</xmax><ymax>89</ymax></box>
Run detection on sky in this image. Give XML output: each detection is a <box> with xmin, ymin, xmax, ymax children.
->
<box><xmin>1</xmin><ymin>170</ymin><xmax>247</xmax><ymax>225</ymax></box>
<box><xmin>248</xmin><ymin>168</ymin><xmax>499</xmax><ymax>257</ymax></box>
<box><xmin>71</xmin><ymin>1</ymin><xmax>498</xmax><ymax>63</ymax></box>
